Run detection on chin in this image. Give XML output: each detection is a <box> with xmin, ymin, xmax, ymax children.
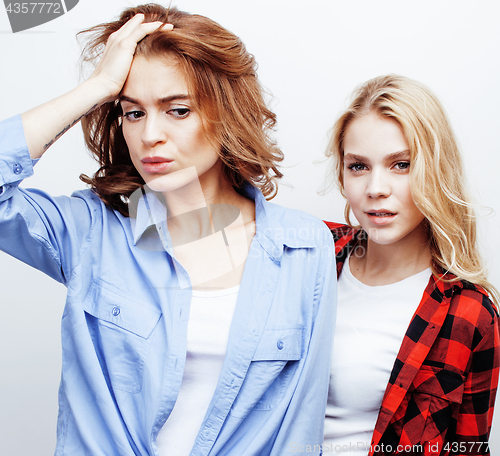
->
<box><xmin>145</xmin><ymin>167</ymin><xmax>199</xmax><ymax>193</ymax></box>
<box><xmin>364</xmin><ymin>228</ymin><xmax>401</xmax><ymax>246</ymax></box>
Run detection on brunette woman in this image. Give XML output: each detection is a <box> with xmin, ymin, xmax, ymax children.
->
<box><xmin>0</xmin><ymin>4</ymin><xmax>334</xmax><ymax>455</ymax></box>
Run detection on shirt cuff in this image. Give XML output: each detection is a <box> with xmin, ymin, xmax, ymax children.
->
<box><xmin>0</xmin><ymin>114</ymin><xmax>35</xmax><ymax>187</ymax></box>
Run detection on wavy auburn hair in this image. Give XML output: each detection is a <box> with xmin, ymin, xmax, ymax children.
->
<box><xmin>79</xmin><ymin>3</ymin><xmax>283</xmax><ymax>215</ymax></box>
<box><xmin>326</xmin><ymin>74</ymin><xmax>498</xmax><ymax>308</ymax></box>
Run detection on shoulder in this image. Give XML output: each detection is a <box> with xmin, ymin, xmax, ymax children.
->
<box><xmin>322</xmin><ymin>221</ymin><xmax>361</xmax><ymax>274</ymax></box>
<box><xmin>69</xmin><ymin>188</ymin><xmax>129</xmax><ymax>225</ymax></box>
<box><xmin>277</xmin><ymin>205</ymin><xmax>327</xmax><ymax>231</ymax></box>
<box><xmin>323</xmin><ymin>221</ymin><xmax>351</xmax><ymax>237</ymax></box>
<box><xmin>437</xmin><ymin>278</ymin><xmax>499</xmax><ymax>354</ymax></box>
<box><xmin>448</xmin><ymin>280</ymin><xmax>498</xmax><ymax>330</ymax></box>
<box><xmin>323</xmin><ymin>221</ymin><xmax>357</xmax><ymax>246</ymax></box>
<box><xmin>68</xmin><ymin>189</ymin><xmax>105</xmax><ymax>216</ymax></box>
<box><xmin>263</xmin><ymin>201</ymin><xmax>333</xmax><ymax>246</ymax></box>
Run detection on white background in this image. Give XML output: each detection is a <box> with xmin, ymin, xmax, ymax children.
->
<box><xmin>1</xmin><ymin>0</ymin><xmax>499</xmax><ymax>454</ymax></box>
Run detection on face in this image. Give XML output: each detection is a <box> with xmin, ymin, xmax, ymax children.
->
<box><xmin>120</xmin><ymin>56</ymin><xmax>221</xmax><ymax>193</ymax></box>
<box><xmin>342</xmin><ymin>112</ymin><xmax>426</xmax><ymax>247</ymax></box>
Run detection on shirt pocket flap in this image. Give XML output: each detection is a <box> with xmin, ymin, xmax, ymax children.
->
<box><xmin>411</xmin><ymin>366</ymin><xmax>465</xmax><ymax>403</ymax></box>
<box><xmin>83</xmin><ymin>279</ymin><xmax>162</xmax><ymax>339</ymax></box>
<box><xmin>252</xmin><ymin>327</ymin><xmax>303</xmax><ymax>361</ymax></box>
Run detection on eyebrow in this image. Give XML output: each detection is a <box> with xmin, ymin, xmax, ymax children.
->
<box><xmin>344</xmin><ymin>150</ymin><xmax>410</xmax><ymax>162</ymax></box>
<box><xmin>119</xmin><ymin>94</ymin><xmax>190</xmax><ymax>105</ymax></box>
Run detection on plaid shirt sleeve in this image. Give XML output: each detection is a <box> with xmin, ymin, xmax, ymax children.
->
<box><xmin>325</xmin><ymin>222</ymin><xmax>500</xmax><ymax>456</ymax></box>
<box><xmin>374</xmin><ymin>285</ymin><xmax>500</xmax><ymax>456</ymax></box>
<box><xmin>453</xmin><ymin>289</ymin><xmax>500</xmax><ymax>453</ymax></box>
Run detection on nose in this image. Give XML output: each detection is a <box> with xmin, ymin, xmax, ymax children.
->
<box><xmin>366</xmin><ymin>168</ymin><xmax>391</xmax><ymax>198</ymax></box>
<box><xmin>141</xmin><ymin>114</ymin><xmax>167</xmax><ymax>147</ymax></box>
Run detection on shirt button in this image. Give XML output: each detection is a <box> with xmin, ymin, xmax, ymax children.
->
<box><xmin>112</xmin><ymin>306</ymin><xmax>121</xmax><ymax>316</ymax></box>
<box><xmin>13</xmin><ymin>163</ymin><xmax>23</xmax><ymax>175</ymax></box>
<box><xmin>277</xmin><ymin>340</ymin><xmax>284</xmax><ymax>350</ymax></box>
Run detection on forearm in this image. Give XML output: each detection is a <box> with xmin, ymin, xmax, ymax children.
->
<box><xmin>20</xmin><ymin>78</ymin><xmax>112</xmax><ymax>160</ymax></box>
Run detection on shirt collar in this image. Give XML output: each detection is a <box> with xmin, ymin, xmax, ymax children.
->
<box><xmin>130</xmin><ymin>188</ymin><xmax>167</xmax><ymax>246</ymax></box>
<box><xmin>130</xmin><ymin>183</ymin><xmax>317</xmax><ymax>255</ymax></box>
<box><xmin>241</xmin><ymin>183</ymin><xmax>318</xmax><ymax>260</ymax></box>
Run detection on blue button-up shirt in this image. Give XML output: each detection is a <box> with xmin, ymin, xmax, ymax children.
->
<box><xmin>0</xmin><ymin>115</ymin><xmax>336</xmax><ymax>455</ymax></box>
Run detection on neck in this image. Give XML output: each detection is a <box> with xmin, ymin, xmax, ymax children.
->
<box><xmin>163</xmin><ymin>168</ymin><xmax>253</xmax><ymax>240</ymax></box>
<box><xmin>161</xmin><ymin>168</ymin><xmax>256</xmax><ymax>290</ymax></box>
<box><xmin>350</xmin><ymin>224</ymin><xmax>432</xmax><ymax>286</ymax></box>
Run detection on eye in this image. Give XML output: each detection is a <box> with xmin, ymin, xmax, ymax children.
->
<box><xmin>347</xmin><ymin>162</ymin><xmax>368</xmax><ymax>173</ymax></box>
<box><xmin>394</xmin><ymin>161</ymin><xmax>410</xmax><ymax>171</ymax></box>
<box><xmin>168</xmin><ymin>107</ymin><xmax>190</xmax><ymax>119</ymax></box>
<box><xmin>123</xmin><ymin>110</ymin><xmax>145</xmax><ymax>122</ymax></box>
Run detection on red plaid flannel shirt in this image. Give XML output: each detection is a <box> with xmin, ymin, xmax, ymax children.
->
<box><xmin>325</xmin><ymin>222</ymin><xmax>500</xmax><ymax>456</ymax></box>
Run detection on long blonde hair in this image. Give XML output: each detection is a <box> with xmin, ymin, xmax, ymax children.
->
<box><xmin>326</xmin><ymin>74</ymin><xmax>499</xmax><ymax>308</ymax></box>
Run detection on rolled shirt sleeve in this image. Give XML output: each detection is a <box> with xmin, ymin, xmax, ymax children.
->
<box><xmin>0</xmin><ymin>115</ymin><xmax>35</xmax><ymax>199</ymax></box>
<box><xmin>0</xmin><ymin>114</ymin><xmax>94</xmax><ymax>284</ymax></box>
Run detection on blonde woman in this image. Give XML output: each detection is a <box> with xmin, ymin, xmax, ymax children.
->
<box><xmin>323</xmin><ymin>75</ymin><xmax>499</xmax><ymax>455</ymax></box>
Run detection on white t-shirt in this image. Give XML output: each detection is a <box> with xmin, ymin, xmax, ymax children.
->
<box><xmin>324</xmin><ymin>255</ymin><xmax>431</xmax><ymax>454</ymax></box>
<box><xmin>157</xmin><ymin>286</ymin><xmax>239</xmax><ymax>456</ymax></box>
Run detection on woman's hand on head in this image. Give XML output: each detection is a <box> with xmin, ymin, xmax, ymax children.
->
<box><xmin>89</xmin><ymin>14</ymin><xmax>173</xmax><ymax>101</ymax></box>
<box><xmin>20</xmin><ymin>14</ymin><xmax>173</xmax><ymax>159</ymax></box>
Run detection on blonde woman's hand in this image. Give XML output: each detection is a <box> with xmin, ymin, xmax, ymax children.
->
<box><xmin>89</xmin><ymin>14</ymin><xmax>173</xmax><ymax>101</ymax></box>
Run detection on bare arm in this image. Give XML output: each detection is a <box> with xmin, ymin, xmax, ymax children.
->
<box><xmin>21</xmin><ymin>14</ymin><xmax>173</xmax><ymax>159</ymax></box>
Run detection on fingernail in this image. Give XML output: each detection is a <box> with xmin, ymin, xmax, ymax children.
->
<box><xmin>162</xmin><ymin>23</ymin><xmax>174</xmax><ymax>30</ymax></box>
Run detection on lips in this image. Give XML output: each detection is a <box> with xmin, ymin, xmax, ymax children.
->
<box><xmin>367</xmin><ymin>211</ymin><xmax>396</xmax><ymax>217</ymax></box>
<box><xmin>141</xmin><ymin>156</ymin><xmax>173</xmax><ymax>174</ymax></box>
<box><xmin>366</xmin><ymin>210</ymin><xmax>396</xmax><ymax>225</ymax></box>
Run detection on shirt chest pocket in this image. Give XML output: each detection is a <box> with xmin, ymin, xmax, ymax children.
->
<box><xmin>401</xmin><ymin>366</ymin><xmax>465</xmax><ymax>443</ymax></box>
<box><xmin>229</xmin><ymin>327</ymin><xmax>303</xmax><ymax>418</ymax></box>
<box><xmin>83</xmin><ymin>279</ymin><xmax>162</xmax><ymax>394</ymax></box>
